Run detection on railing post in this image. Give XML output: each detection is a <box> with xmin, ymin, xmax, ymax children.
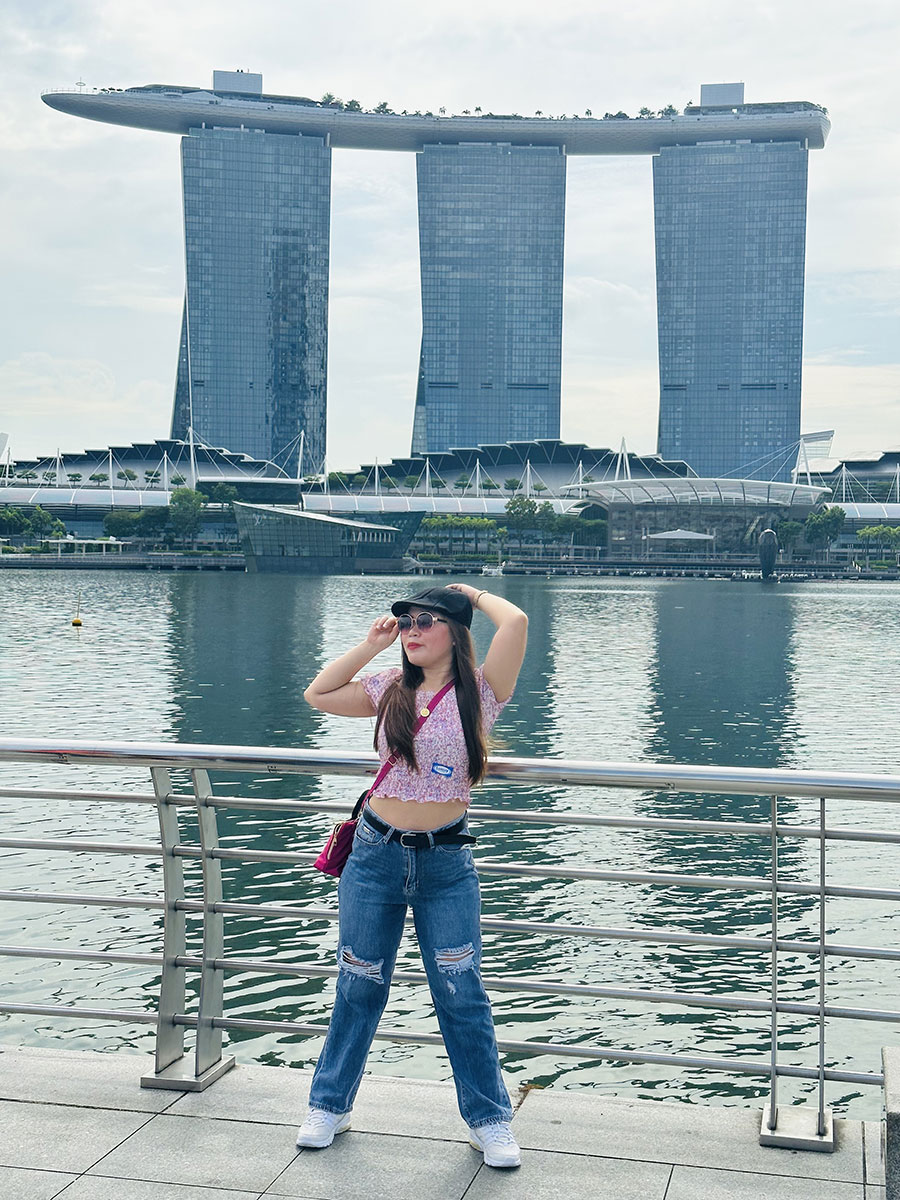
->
<box><xmin>760</xmin><ymin>793</ymin><xmax>834</xmax><ymax>1151</ymax></box>
<box><xmin>190</xmin><ymin>768</ymin><xmax>235</xmax><ymax>1087</ymax></box>
<box><xmin>141</xmin><ymin>767</ymin><xmax>188</xmax><ymax>1089</ymax></box>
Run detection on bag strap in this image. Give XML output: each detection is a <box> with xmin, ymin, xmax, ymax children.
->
<box><xmin>364</xmin><ymin>677</ymin><xmax>455</xmax><ymax>798</ymax></box>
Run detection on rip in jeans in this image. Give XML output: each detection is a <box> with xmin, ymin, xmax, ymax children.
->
<box><xmin>434</xmin><ymin>943</ymin><xmax>476</xmax><ymax>993</ymax></box>
<box><xmin>339</xmin><ymin>945</ymin><xmax>384</xmax><ymax>984</ymax></box>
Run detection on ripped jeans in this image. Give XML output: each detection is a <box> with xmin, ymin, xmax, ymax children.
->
<box><xmin>307</xmin><ymin>808</ymin><xmax>512</xmax><ymax>1129</ymax></box>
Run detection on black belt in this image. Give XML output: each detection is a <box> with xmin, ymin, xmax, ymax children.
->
<box><xmin>363</xmin><ymin>807</ymin><xmax>476</xmax><ymax>848</ymax></box>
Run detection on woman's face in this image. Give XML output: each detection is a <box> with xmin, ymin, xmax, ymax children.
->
<box><xmin>400</xmin><ymin>606</ymin><xmax>453</xmax><ymax>671</ymax></box>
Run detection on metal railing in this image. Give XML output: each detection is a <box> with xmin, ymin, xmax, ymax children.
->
<box><xmin>1</xmin><ymin>736</ymin><xmax>898</xmax><ymax>1151</ymax></box>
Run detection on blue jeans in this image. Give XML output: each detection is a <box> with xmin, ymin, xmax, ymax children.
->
<box><xmin>308</xmin><ymin>808</ymin><xmax>512</xmax><ymax>1128</ymax></box>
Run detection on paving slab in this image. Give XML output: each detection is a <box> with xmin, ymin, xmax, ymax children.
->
<box><xmin>865</xmin><ymin>1188</ymin><xmax>886</xmax><ymax>1199</ymax></box>
<box><xmin>0</xmin><ymin>1047</ymin><xmax>180</xmax><ymax>1114</ymax></box>
<box><xmin>666</xmin><ymin>1164</ymin><xmax>864</xmax><ymax>1199</ymax></box>
<box><xmin>0</xmin><ymin>1099</ymin><xmax>152</xmax><ymax>1175</ymax></box>
<box><xmin>865</xmin><ymin>1120</ymin><xmax>886</xmax><ymax>1186</ymax></box>
<box><xmin>55</xmin><ymin>1176</ymin><xmax>262</xmax><ymax>1200</ymax></box>
<box><xmin>464</xmin><ymin>1147</ymin><xmax>672</xmax><ymax>1199</ymax></box>
<box><xmin>510</xmin><ymin>1089</ymin><xmax>865</xmax><ymax>1182</ymax></box>
<box><xmin>170</xmin><ymin>1063</ymin><xmax>515</xmax><ymax>1143</ymax></box>
<box><xmin>87</xmin><ymin>1113</ymin><xmax>297</xmax><ymax>1194</ymax></box>
<box><xmin>168</xmin><ymin>1063</ymin><xmax>312</xmax><ymax>1126</ymax></box>
<box><xmin>267</xmin><ymin>1131</ymin><xmax>480</xmax><ymax>1200</ymax></box>
<box><xmin>0</xmin><ymin>1165</ymin><xmax>76</xmax><ymax>1200</ymax></box>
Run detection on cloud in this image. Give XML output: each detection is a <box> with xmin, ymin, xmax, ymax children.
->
<box><xmin>0</xmin><ymin>352</ymin><xmax>166</xmax><ymax>457</ymax></box>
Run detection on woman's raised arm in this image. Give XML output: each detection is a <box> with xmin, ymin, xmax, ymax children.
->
<box><xmin>304</xmin><ymin>616</ymin><xmax>399</xmax><ymax>717</ymax></box>
<box><xmin>447</xmin><ymin>584</ymin><xmax>527</xmax><ymax>703</ymax></box>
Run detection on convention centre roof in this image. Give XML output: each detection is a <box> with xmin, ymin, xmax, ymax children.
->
<box><xmin>562</xmin><ymin>478</ymin><xmax>830</xmax><ymax>507</ymax></box>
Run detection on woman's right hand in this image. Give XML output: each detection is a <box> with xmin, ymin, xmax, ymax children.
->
<box><xmin>365</xmin><ymin>614</ymin><xmax>399</xmax><ymax>651</ymax></box>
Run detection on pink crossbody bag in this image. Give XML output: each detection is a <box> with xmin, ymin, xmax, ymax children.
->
<box><xmin>313</xmin><ymin>678</ymin><xmax>456</xmax><ymax>877</ymax></box>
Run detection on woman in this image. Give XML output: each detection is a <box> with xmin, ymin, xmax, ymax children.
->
<box><xmin>298</xmin><ymin>583</ymin><xmax>528</xmax><ymax>1168</ymax></box>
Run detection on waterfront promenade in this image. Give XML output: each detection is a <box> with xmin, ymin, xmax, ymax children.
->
<box><xmin>0</xmin><ymin>1046</ymin><xmax>887</xmax><ymax>1199</ymax></box>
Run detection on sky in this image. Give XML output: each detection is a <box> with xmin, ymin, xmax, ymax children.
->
<box><xmin>2</xmin><ymin>0</ymin><xmax>898</xmax><ymax>472</ymax></box>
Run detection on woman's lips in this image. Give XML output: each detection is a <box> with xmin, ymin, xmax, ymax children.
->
<box><xmin>407</xmin><ymin>641</ymin><xmax>422</xmax><ymax>650</ymax></box>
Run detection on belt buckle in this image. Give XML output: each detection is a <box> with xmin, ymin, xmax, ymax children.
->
<box><xmin>399</xmin><ymin>831</ymin><xmax>419</xmax><ymax>848</ymax></box>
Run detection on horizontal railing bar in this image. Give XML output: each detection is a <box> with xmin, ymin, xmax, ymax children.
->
<box><xmin>199</xmin><ymin>847</ymin><xmax>900</xmax><ymax>902</ymax></box>
<box><xmin>208</xmin><ymin>1016</ymin><xmax>882</xmax><ymax>1086</ymax></box>
<box><xmin>205</xmin><ymin>956</ymin><xmax>900</xmax><ymax>1023</ymax></box>
<box><xmin>1</xmin><ymin>889</ymin><xmax>896</xmax><ymax>963</ymax></box>
<box><xmin>0</xmin><ymin>787</ymin><xmax>157</xmax><ymax>805</ymax></box>
<box><xmin>5</xmin><ymin>941</ymin><xmax>898</xmax><ymax>1026</ymax></box>
<box><xmin>0</xmin><ymin>945</ymin><xmax>160</xmax><ymax>967</ymax></box>
<box><xmin>2</xmin><ymin>737</ymin><xmax>900</xmax><ymax>803</ymax></box>
<box><xmin>0</xmin><ymin>1000</ymin><xmax>882</xmax><ymax>1086</ymax></box>
<box><xmin>0</xmin><ymin>1003</ymin><xmax>159</xmax><ymax>1024</ymax></box>
<box><xmin>0</xmin><ymin>837</ymin><xmax>161</xmax><ymax>856</ymax></box>
<box><xmin>4</xmin><ymin>782</ymin><xmax>900</xmax><ymax>847</ymax></box>
<box><xmin>0</xmin><ymin>890</ymin><xmax>164</xmax><ymax>910</ymax></box>
<box><xmin>181</xmin><ymin>796</ymin><xmax>900</xmax><ymax>845</ymax></box>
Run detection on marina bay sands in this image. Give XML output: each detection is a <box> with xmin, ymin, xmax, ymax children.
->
<box><xmin>43</xmin><ymin>74</ymin><xmax>830</xmax><ymax>482</ymax></box>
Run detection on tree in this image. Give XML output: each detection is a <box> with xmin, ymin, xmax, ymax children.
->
<box><xmin>804</xmin><ymin>506</ymin><xmax>845</xmax><ymax>559</ymax></box>
<box><xmin>373</xmin><ymin>101</ymin><xmax>393</xmax><ymax>114</ymax></box>
<box><xmin>344</xmin><ymin>99</ymin><xmax>362</xmax><ymax>112</ymax></box>
<box><xmin>481</xmin><ymin>476</ymin><xmax>499</xmax><ymax>493</ymax></box>
<box><xmin>532</xmin><ymin>481</ymin><xmax>548</xmax><ymax>495</ymax></box>
<box><xmin>439</xmin><ymin>107</ymin><xmax>446</xmax><ymax>116</ymax></box>
<box><xmin>201</xmin><ymin>483</ymin><xmax>238</xmax><ymax>505</ymax></box>
<box><xmin>68</xmin><ymin>473</ymin><xmax>82</xmax><ymax>483</ymax></box>
<box><xmin>535</xmin><ymin>501</ymin><xmax>557</xmax><ymax>537</ymax></box>
<box><xmin>504</xmin><ymin>478</ymin><xmax>520</xmax><ymax>494</ymax></box>
<box><xmin>638</xmin><ymin>106</ymin><xmax>654</xmax><ymax>119</ymax></box>
<box><xmin>404</xmin><ymin>475</ymin><xmax>420</xmax><ymax>492</ymax></box>
<box><xmin>19</xmin><ymin>470</ymin><xmax>38</xmax><ymax>484</ymax></box>
<box><xmin>116</xmin><ymin>469</ymin><xmax>138</xmax><ymax>485</ymax></box>
<box><xmin>42</xmin><ymin>471</ymin><xmax>56</xmax><ymax>483</ymax></box>
<box><xmin>585</xmin><ymin>108</ymin><xmax>592</xmax><ymax>117</ymax></box>
<box><xmin>89</xmin><ymin>472</ymin><xmax>108</xmax><ymax>485</ymax></box>
<box><xmin>0</xmin><ymin>506</ymin><xmax>28</xmax><ymax>536</ymax></box>
<box><xmin>28</xmin><ymin>506</ymin><xmax>65</xmax><ymax>538</ymax></box>
<box><xmin>455</xmin><ymin>473</ymin><xmax>471</xmax><ymax>495</ymax></box>
<box><xmin>170</xmin><ymin>474</ymin><xmax>186</xmax><ymax>486</ymax></box>
<box><xmin>658</xmin><ymin>104</ymin><xmax>678</xmax><ymax>117</ymax></box>
<box><xmin>169</xmin><ymin>487</ymin><xmax>203</xmax><ymax>546</ymax></box>
<box><xmin>144</xmin><ymin>469</ymin><xmax>161</xmax><ymax>486</ymax></box>
<box><xmin>103</xmin><ymin>510</ymin><xmax>140</xmax><ymax>539</ymax></box>
<box><xmin>776</xmin><ymin>519</ymin><xmax>804</xmax><ymax>560</ymax></box>
<box><xmin>320</xmin><ymin>92</ymin><xmax>336</xmax><ymax>105</ymax></box>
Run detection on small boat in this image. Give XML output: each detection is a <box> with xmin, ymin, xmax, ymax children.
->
<box><xmin>481</xmin><ymin>564</ymin><xmax>504</xmax><ymax>577</ymax></box>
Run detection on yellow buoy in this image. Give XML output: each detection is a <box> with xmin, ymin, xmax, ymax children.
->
<box><xmin>72</xmin><ymin>591</ymin><xmax>83</xmax><ymax>627</ymax></box>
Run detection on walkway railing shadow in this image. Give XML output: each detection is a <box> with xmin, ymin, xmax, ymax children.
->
<box><xmin>1</xmin><ymin>737</ymin><xmax>898</xmax><ymax>1154</ymax></box>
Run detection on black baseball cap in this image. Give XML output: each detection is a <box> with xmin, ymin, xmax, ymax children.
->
<box><xmin>391</xmin><ymin>586</ymin><xmax>473</xmax><ymax>629</ymax></box>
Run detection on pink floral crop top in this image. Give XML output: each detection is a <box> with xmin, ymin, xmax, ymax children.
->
<box><xmin>359</xmin><ymin>666</ymin><xmax>509</xmax><ymax>804</ymax></box>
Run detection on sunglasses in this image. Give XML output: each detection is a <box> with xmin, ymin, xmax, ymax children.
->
<box><xmin>396</xmin><ymin>612</ymin><xmax>448</xmax><ymax>633</ymax></box>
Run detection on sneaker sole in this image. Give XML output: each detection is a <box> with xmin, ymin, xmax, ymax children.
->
<box><xmin>468</xmin><ymin>1136</ymin><xmax>521</xmax><ymax>1168</ymax></box>
<box><xmin>296</xmin><ymin>1117</ymin><xmax>351</xmax><ymax>1149</ymax></box>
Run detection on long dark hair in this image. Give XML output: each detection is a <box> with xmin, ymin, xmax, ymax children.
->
<box><xmin>374</xmin><ymin>618</ymin><xmax>487</xmax><ymax>785</ymax></box>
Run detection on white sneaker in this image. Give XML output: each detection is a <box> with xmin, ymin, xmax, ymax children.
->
<box><xmin>468</xmin><ymin>1121</ymin><xmax>521</xmax><ymax>1168</ymax></box>
<box><xmin>296</xmin><ymin>1107</ymin><xmax>352</xmax><ymax>1148</ymax></box>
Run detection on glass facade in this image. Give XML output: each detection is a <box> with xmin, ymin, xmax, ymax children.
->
<box><xmin>171</xmin><ymin>127</ymin><xmax>330</xmax><ymax>476</ymax></box>
<box><xmin>234</xmin><ymin>503</ymin><xmax>417</xmax><ymax>574</ymax></box>
<box><xmin>653</xmin><ymin>141</ymin><xmax>808</xmax><ymax>480</ymax></box>
<box><xmin>412</xmin><ymin>143</ymin><xmax>565</xmax><ymax>454</ymax></box>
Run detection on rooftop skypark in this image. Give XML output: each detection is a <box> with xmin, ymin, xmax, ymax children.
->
<box><xmin>42</xmin><ymin>77</ymin><xmax>830</xmax><ymax>154</ymax></box>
